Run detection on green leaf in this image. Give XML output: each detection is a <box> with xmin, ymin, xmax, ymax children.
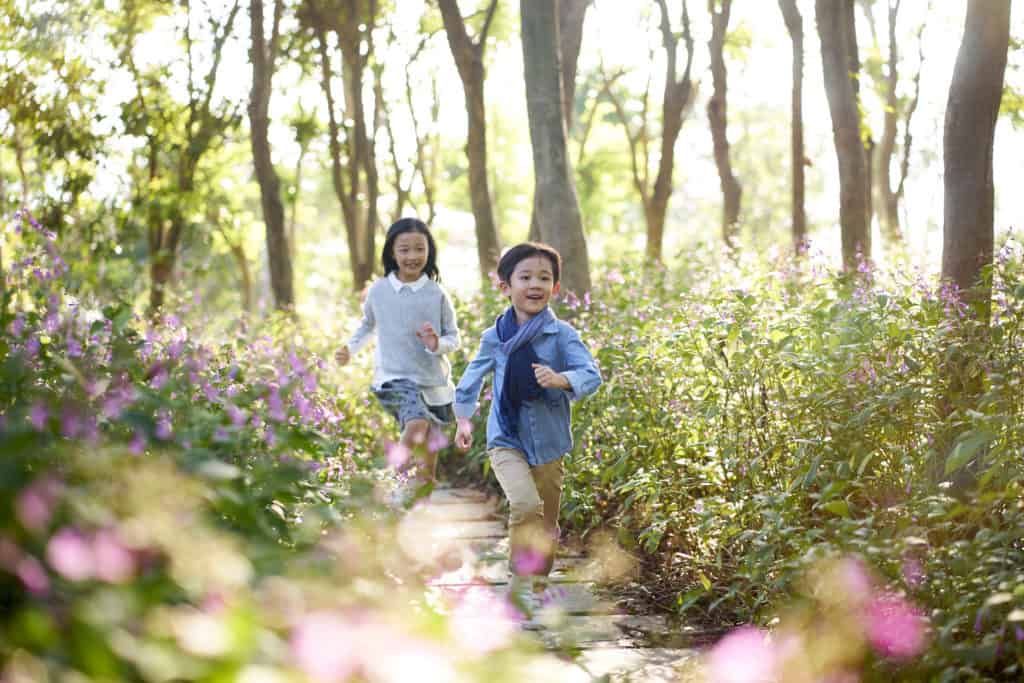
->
<box><xmin>820</xmin><ymin>500</ymin><xmax>851</xmax><ymax>518</ymax></box>
<box><xmin>945</xmin><ymin>431</ymin><xmax>994</xmax><ymax>476</ymax></box>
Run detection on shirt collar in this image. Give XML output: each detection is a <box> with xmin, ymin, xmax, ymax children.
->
<box><xmin>388</xmin><ymin>272</ymin><xmax>429</xmax><ymax>292</ymax></box>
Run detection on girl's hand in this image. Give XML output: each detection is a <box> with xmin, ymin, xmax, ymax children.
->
<box><xmin>416</xmin><ymin>322</ymin><xmax>440</xmax><ymax>352</ymax></box>
<box><xmin>335</xmin><ymin>346</ymin><xmax>351</xmax><ymax>366</ymax></box>
<box><xmin>532</xmin><ymin>363</ymin><xmax>571</xmax><ymax>390</ymax></box>
<box><xmin>455</xmin><ymin>417</ymin><xmax>473</xmax><ymax>451</ymax></box>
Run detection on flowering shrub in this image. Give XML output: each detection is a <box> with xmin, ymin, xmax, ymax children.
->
<box><xmin>0</xmin><ymin>212</ymin><xmax>549</xmax><ymax>681</ymax></box>
<box><xmin>450</xmin><ymin>242</ymin><xmax>1024</xmax><ymax>681</ymax></box>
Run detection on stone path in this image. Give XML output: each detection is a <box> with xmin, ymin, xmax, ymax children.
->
<box><xmin>406</xmin><ymin>486</ymin><xmax>701</xmax><ymax>682</ymax></box>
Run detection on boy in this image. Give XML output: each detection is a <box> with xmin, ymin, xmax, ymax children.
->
<box><xmin>454</xmin><ymin>242</ymin><xmax>602</xmax><ymax>618</ymax></box>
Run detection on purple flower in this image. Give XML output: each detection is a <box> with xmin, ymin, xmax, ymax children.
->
<box><xmin>155</xmin><ymin>411</ymin><xmax>173</xmax><ymax>441</ymax></box>
<box><xmin>862</xmin><ymin>593</ymin><xmax>928</xmax><ymax>660</ymax></box>
<box><xmin>427</xmin><ymin>427</ymin><xmax>449</xmax><ymax>453</ymax></box>
<box><xmin>17</xmin><ymin>555</ymin><xmax>50</xmax><ymax>594</ymax></box>
<box><xmin>66</xmin><ymin>335</ymin><xmax>83</xmax><ymax>358</ymax></box>
<box><xmin>8</xmin><ymin>315</ymin><xmax>25</xmax><ymax>337</ymax></box>
<box><xmin>60</xmin><ymin>407</ymin><xmax>84</xmax><ymax>439</ymax></box>
<box><xmin>267</xmin><ymin>388</ymin><xmax>286</xmax><ymax>422</ymax></box>
<box><xmin>28</xmin><ymin>403</ymin><xmax>48</xmax><ymax>431</ymax></box>
<box><xmin>510</xmin><ymin>548</ymin><xmax>547</xmax><ymax>575</ymax></box>
<box><xmin>129</xmin><ymin>430</ymin><xmax>147</xmax><ymax>454</ymax></box>
<box><xmin>25</xmin><ymin>336</ymin><xmax>40</xmax><ymax>358</ymax></box>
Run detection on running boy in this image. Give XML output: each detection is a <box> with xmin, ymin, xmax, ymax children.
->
<box><xmin>453</xmin><ymin>242</ymin><xmax>602</xmax><ymax>614</ymax></box>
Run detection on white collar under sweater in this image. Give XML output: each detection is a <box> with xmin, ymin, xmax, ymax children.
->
<box><xmin>388</xmin><ymin>272</ymin><xmax>430</xmax><ymax>292</ymax></box>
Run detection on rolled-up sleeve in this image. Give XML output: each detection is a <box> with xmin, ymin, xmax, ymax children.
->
<box><xmin>454</xmin><ymin>335</ymin><xmax>495</xmax><ymax>419</ymax></box>
<box><xmin>559</xmin><ymin>328</ymin><xmax>602</xmax><ymax>401</ymax></box>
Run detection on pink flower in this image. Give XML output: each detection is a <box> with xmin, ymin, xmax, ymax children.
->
<box><xmin>705</xmin><ymin>626</ymin><xmax>778</xmax><ymax>683</ymax></box>
<box><xmin>17</xmin><ymin>555</ymin><xmax>50</xmax><ymax>594</ymax></box>
<box><xmin>449</xmin><ymin>585</ymin><xmax>519</xmax><ymax>655</ymax></box>
<box><xmin>46</xmin><ymin>527</ymin><xmax>95</xmax><ymax>581</ymax></box>
<box><xmin>427</xmin><ymin>427</ymin><xmax>449</xmax><ymax>453</ymax></box>
<box><xmin>862</xmin><ymin>593</ymin><xmax>928</xmax><ymax>660</ymax></box>
<box><xmin>129</xmin><ymin>430</ymin><xmax>147</xmax><ymax>454</ymax></box>
<box><xmin>290</xmin><ymin>612</ymin><xmax>360</xmax><ymax>681</ymax></box>
<box><xmin>510</xmin><ymin>548</ymin><xmax>547</xmax><ymax>575</ymax></box>
<box><xmin>385</xmin><ymin>441</ymin><xmax>410</xmax><ymax>468</ymax></box>
<box><xmin>15</xmin><ymin>477</ymin><xmax>62</xmax><ymax>533</ymax></box>
<box><xmin>92</xmin><ymin>529</ymin><xmax>136</xmax><ymax>583</ymax></box>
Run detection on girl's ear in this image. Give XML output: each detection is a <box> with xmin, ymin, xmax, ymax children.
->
<box><xmin>552</xmin><ymin>282</ymin><xmax>561</xmax><ymax>296</ymax></box>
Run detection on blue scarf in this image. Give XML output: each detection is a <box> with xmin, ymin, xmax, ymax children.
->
<box><xmin>495</xmin><ymin>306</ymin><xmax>554</xmax><ymax>436</ymax></box>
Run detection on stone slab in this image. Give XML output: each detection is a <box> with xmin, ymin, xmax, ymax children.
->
<box><xmin>427</xmin><ymin>488</ymin><xmax>490</xmax><ymax>504</ymax></box>
<box><xmin>521</xmin><ymin>647</ymin><xmax>698</xmax><ymax>683</ymax></box>
<box><xmin>415</xmin><ymin>501</ymin><xmax>500</xmax><ymax>522</ymax></box>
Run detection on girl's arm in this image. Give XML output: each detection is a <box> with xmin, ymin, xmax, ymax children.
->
<box><xmin>426</xmin><ymin>289</ymin><xmax>461</xmax><ymax>355</ymax></box>
<box><xmin>454</xmin><ymin>334</ymin><xmax>496</xmax><ymax>419</ymax></box>
<box><xmin>345</xmin><ymin>293</ymin><xmax>377</xmax><ymax>355</ymax></box>
<box><xmin>559</xmin><ymin>327</ymin><xmax>602</xmax><ymax>401</ymax></box>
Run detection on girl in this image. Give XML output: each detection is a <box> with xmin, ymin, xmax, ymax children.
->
<box><xmin>336</xmin><ymin>218</ymin><xmax>460</xmax><ymax>492</ymax></box>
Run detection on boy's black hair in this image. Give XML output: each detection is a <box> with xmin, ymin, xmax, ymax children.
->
<box><xmin>496</xmin><ymin>242</ymin><xmax>562</xmax><ymax>284</ymax></box>
<box><xmin>381</xmin><ymin>217</ymin><xmax>439</xmax><ymax>281</ymax></box>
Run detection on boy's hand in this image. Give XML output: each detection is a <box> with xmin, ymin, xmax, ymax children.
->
<box><xmin>532</xmin><ymin>363</ymin><xmax>571</xmax><ymax>390</ymax></box>
<box><xmin>335</xmin><ymin>346</ymin><xmax>351</xmax><ymax>366</ymax></box>
<box><xmin>416</xmin><ymin>322</ymin><xmax>440</xmax><ymax>352</ymax></box>
<box><xmin>455</xmin><ymin>417</ymin><xmax>473</xmax><ymax>451</ymax></box>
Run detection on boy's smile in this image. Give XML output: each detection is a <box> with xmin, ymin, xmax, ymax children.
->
<box><xmin>501</xmin><ymin>255</ymin><xmax>561</xmax><ymax>324</ymax></box>
<box><xmin>392</xmin><ymin>232</ymin><xmax>429</xmax><ymax>282</ymax></box>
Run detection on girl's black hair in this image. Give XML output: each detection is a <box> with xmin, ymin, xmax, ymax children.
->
<box><xmin>381</xmin><ymin>217</ymin><xmax>440</xmax><ymax>281</ymax></box>
<box><xmin>497</xmin><ymin>242</ymin><xmax>562</xmax><ymax>284</ymax></box>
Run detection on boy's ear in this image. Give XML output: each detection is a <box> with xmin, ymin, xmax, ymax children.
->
<box><xmin>498</xmin><ymin>280</ymin><xmax>511</xmax><ymax>297</ymax></box>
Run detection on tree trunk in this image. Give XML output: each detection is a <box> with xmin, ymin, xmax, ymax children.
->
<box><xmin>874</xmin><ymin>0</ymin><xmax>902</xmax><ymax>244</ymax></box>
<box><xmin>647</xmin><ymin>0</ymin><xmax>694</xmax><ymax>264</ymax></box>
<box><xmin>249</xmin><ymin>0</ymin><xmax>294</xmax><ymax>310</ymax></box>
<box><xmin>707</xmin><ymin>0</ymin><xmax>742</xmax><ymax>248</ymax></box>
<box><xmin>437</xmin><ymin>0</ymin><xmax>501</xmax><ymax>284</ymax></box>
<box><xmin>778</xmin><ymin>0</ymin><xmax>806</xmax><ymax>252</ymax></box>
<box><xmin>816</xmin><ymin>0</ymin><xmax>870</xmax><ymax>271</ymax></box>
<box><xmin>521</xmin><ymin>0</ymin><xmax>591</xmax><ymax>293</ymax></box>
<box><xmin>559</xmin><ymin>0</ymin><xmax>589</xmax><ymax>132</ymax></box>
<box><xmin>528</xmin><ymin>0</ymin><xmax>588</xmax><ymax>245</ymax></box>
<box><xmin>942</xmin><ymin>0</ymin><xmax>1010</xmax><ymax>321</ymax></box>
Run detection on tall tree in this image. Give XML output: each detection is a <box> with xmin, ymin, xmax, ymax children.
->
<box><xmin>527</xmin><ymin>0</ymin><xmax>589</xmax><ymax>242</ymax></box>
<box><xmin>114</xmin><ymin>0</ymin><xmax>243</xmax><ymax>312</ymax></box>
<box><xmin>602</xmin><ymin>0</ymin><xmax>695</xmax><ymax>264</ymax></box>
<box><xmin>436</xmin><ymin>0</ymin><xmax>501</xmax><ymax>284</ymax></box>
<box><xmin>707</xmin><ymin>0</ymin><xmax>741</xmax><ymax>248</ymax></box>
<box><xmin>942</xmin><ymin>0</ymin><xmax>1011</xmax><ymax>321</ymax></box>
<box><xmin>520</xmin><ymin>0</ymin><xmax>591</xmax><ymax>293</ymax></box>
<box><xmin>249</xmin><ymin>0</ymin><xmax>294</xmax><ymax>310</ymax></box>
<box><xmin>778</xmin><ymin>0</ymin><xmax>806</xmax><ymax>252</ymax></box>
<box><xmin>861</xmin><ymin>0</ymin><xmax>929</xmax><ymax>246</ymax></box>
<box><xmin>301</xmin><ymin>0</ymin><xmax>380</xmax><ymax>291</ymax></box>
<box><xmin>816</xmin><ymin>0</ymin><xmax>870</xmax><ymax>271</ymax></box>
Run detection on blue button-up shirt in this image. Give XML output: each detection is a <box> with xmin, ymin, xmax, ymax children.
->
<box><xmin>454</xmin><ymin>314</ymin><xmax>602</xmax><ymax>466</ymax></box>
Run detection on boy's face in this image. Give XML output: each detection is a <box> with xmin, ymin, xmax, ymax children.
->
<box><xmin>392</xmin><ymin>232</ymin><xmax>429</xmax><ymax>282</ymax></box>
<box><xmin>500</xmin><ymin>255</ymin><xmax>560</xmax><ymax>320</ymax></box>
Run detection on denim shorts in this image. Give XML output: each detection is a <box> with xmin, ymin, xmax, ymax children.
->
<box><xmin>372</xmin><ymin>378</ymin><xmax>454</xmax><ymax>430</ymax></box>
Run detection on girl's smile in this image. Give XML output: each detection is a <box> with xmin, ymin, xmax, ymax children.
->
<box><xmin>392</xmin><ymin>232</ymin><xmax>429</xmax><ymax>282</ymax></box>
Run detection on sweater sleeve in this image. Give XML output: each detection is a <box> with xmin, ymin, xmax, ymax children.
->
<box><xmin>427</xmin><ymin>287</ymin><xmax>460</xmax><ymax>356</ymax></box>
<box><xmin>345</xmin><ymin>288</ymin><xmax>376</xmax><ymax>355</ymax></box>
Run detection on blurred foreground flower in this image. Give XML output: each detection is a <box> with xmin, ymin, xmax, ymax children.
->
<box><xmin>862</xmin><ymin>593</ymin><xmax>928</xmax><ymax>660</ymax></box>
<box><xmin>705</xmin><ymin>626</ymin><xmax>777</xmax><ymax>683</ymax></box>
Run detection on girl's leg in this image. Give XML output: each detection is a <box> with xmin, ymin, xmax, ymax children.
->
<box><xmin>401</xmin><ymin>418</ymin><xmax>436</xmax><ymax>482</ymax></box>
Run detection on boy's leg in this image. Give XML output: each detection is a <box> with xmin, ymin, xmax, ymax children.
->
<box><xmin>488</xmin><ymin>448</ymin><xmax>547</xmax><ymax>577</ymax></box>
<box><xmin>530</xmin><ymin>458</ymin><xmax>564</xmax><ymax>577</ymax></box>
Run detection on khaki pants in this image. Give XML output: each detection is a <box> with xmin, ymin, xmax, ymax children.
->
<box><xmin>488</xmin><ymin>447</ymin><xmax>564</xmax><ymax>577</ymax></box>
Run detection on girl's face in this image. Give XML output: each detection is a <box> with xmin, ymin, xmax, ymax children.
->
<box><xmin>392</xmin><ymin>231</ymin><xmax>430</xmax><ymax>282</ymax></box>
<box><xmin>500</xmin><ymin>255</ymin><xmax>561</xmax><ymax>322</ymax></box>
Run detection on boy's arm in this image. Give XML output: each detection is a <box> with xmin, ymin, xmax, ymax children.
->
<box><xmin>454</xmin><ymin>334</ymin><xmax>496</xmax><ymax>419</ymax></box>
<box><xmin>559</xmin><ymin>327</ymin><xmax>602</xmax><ymax>401</ymax></box>
<box><xmin>427</xmin><ymin>289</ymin><xmax>460</xmax><ymax>356</ymax></box>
